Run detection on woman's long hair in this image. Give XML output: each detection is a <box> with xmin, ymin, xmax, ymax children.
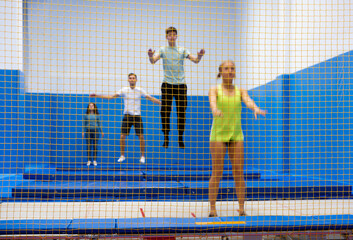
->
<box><xmin>85</xmin><ymin>103</ymin><xmax>100</xmax><ymax>115</ymax></box>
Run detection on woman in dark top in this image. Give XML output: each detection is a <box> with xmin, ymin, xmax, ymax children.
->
<box><xmin>82</xmin><ymin>103</ymin><xmax>104</xmax><ymax>166</ymax></box>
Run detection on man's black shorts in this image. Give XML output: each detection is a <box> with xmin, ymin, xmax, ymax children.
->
<box><xmin>121</xmin><ymin>114</ymin><xmax>144</xmax><ymax>135</ymax></box>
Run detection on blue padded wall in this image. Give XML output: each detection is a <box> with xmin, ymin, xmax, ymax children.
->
<box><xmin>18</xmin><ymin>92</ymin><xmax>52</xmax><ymax>165</ymax></box>
<box><xmin>0</xmin><ymin>75</ymin><xmax>276</xmax><ymax>172</ymax></box>
<box><xmin>242</xmin><ymin>75</ymin><xmax>287</xmax><ymax>173</ymax></box>
<box><xmin>0</xmin><ymin>70</ymin><xmax>20</xmax><ymax>173</ymax></box>
<box><xmin>1</xmin><ymin>50</ymin><xmax>352</xmax><ymax>182</ymax></box>
<box><xmin>289</xmin><ymin>51</ymin><xmax>353</xmax><ymax>183</ymax></box>
<box><xmin>48</xmin><ymin>94</ymin><xmax>213</xmax><ymax>167</ymax></box>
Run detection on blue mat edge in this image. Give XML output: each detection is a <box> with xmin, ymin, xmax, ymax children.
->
<box><xmin>0</xmin><ymin>215</ymin><xmax>352</xmax><ymax>234</ymax></box>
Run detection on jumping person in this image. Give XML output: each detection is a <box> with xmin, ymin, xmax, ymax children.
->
<box><xmin>148</xmin><ymin>26</ymin><xmax>205</xmax><ymax>148</ymax></box>
<box><xmin>90</xmin><ymin>73</ymin><xmax>161</xmax><ymax>164</ymax></box>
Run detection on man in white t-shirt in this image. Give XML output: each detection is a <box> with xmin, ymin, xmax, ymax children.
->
<box><xmin>90</xmin><ymin>73</ymin><xmax>161</xmax><ymax>164</ymax></box>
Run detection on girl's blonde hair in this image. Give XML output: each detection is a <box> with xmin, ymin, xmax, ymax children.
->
<box><xmin>217</xmin><ymin>60</ymin><xmax>236</xmax><ymax>78</ymax></box>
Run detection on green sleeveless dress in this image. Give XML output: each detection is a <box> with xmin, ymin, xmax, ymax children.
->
<box><xmin>210</xmin><ymin>85</ymin><xmax>244</xmax><ymax>142</ymax></box>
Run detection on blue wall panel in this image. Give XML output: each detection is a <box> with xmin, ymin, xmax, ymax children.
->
<box><xmin>289</xmin><ymin>51</ymin><xmax>353</xmax><ymax>183</ymax></box>
<box><xmin>0</xmin><ymin>79</ymin><xmax>274</xmax><ymax>172</ymax></box>
<box><xmin>0</xmin><ymin>70</ymin><xmax>20</xmax><ymax>173</ymax></box>
<box><xmin>242</xmin><ymin>75</ymin><xmax>285</xmax><ymax>173</ymax></box>
<box><xmin>0</xmin><ymin>51</ymin><xmax>352</xmax><ymax>182</ymax></box>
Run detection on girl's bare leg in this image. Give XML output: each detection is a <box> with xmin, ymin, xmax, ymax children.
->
<box><xmin>209</xmin><ymin>141</ymin><xmax>227</xmax><ymax>216</ymax></box>
<box><xmin>228</xmin><ymin>141</ymin><xmax>246</xmax><ymax>215</ymax></box>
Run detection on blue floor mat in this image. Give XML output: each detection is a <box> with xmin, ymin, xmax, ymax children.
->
<box><xmin>143</xmin><ymin>170</ymin><xmax>261</xmax><ymax>181</ymax></box>
<box><xmin>1</xmin><ymin>215</ymin><xmax>352</xmax><ymax>235</ymax></box>
<box><xmin>0</xmin><ymin>174</ymin><xmax>23</xmax><ymax>198</ymax></box>
<box><xmin>11</xmin><ymin>180</ymin><xmax>187</xmax><ymax>199</ymax></box>
<box><xmin>183</xmin><ymin>177</ymin><xmax>352</xmax><ymax>200</ymax></box>
<box><xmin>24</xmin><ymin>168</ymin><xmax>144</xmax><ymax>181</ymax></box>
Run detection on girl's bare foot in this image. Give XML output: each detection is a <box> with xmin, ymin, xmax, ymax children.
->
<box><xmin>208</xmin><ymin>212</ymin><xmax>218</xmax><ymax>217</ymax></box>
<box><xmin>238</xmin><ymin>210</ymin><xmax>247</xmax><ymax>216</ymax></box>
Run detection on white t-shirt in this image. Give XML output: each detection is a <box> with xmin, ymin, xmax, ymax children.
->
<box><xmin>116</xmin><ymin>87</ymin><xmax>148</xmax><ymax>115</ymax></box>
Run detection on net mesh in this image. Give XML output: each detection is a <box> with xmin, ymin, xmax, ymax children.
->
<box><xmin>0</xmin><ymin>0</ymin><xmax>352</xmax><ymax>239</ymax></box>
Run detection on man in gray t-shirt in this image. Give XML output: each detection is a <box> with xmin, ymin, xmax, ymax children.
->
<box><xmin>148</xmin><ymin>26</ymin><xmax>205</xmax><ymax>148</ymax></box>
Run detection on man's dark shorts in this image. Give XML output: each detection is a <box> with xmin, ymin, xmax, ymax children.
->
<box><xmin>121</xmin><ymin>114</ymin><xmax>144</xmax><ymax>135</ymax></box>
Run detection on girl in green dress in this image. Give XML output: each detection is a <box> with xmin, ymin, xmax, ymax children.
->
<box><xmin>208</xmin><ymin>60</ymin><xmax>267</xmax><ymax>217</ymax></box>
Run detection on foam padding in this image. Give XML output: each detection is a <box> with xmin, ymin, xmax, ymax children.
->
<box><xmin>0</xmin><ymin>219</ymin><xmax>71</xmax><ymax>234</ymax></box>
<box><xmin>23</xmin><ymin>164</ymin><xmax>57</xmax><ymax>181</ymax></box>
<box><xmin>56</xmin><ymin>164</ymin><xmax>263</xmax><ymax>172</ymax></box>
<box><xmin>0</xmin><ymin>215</ymin><xmax>352</xmax><ymax>234</ymax></box>
<box><xmin>143</xmin><ymin>170</ymin><xmax>261</xmax><ymax>181</ymax></box>
<box><xmin>68</xmin><ymin>218</ymin><xmax>116</xmax><ymax>234</ymax></box>
<box><xmin>0</xmin><ymin>174</ymin><xmax>23</xmax><ymax>198</ymax></box>
<box><xmin>183</xmin><ymin>177</ymin><xmax>352</xmax><ymax>200</ymax></box>
<box><xmin>24</xmin><ymin>169</ymin><xmax>144</xmax><ymax>181</ymax></box>
<box><xmin>12</xmin><ymin>180</ymin><xmax>187</xmax><ymax>199</ymax></box>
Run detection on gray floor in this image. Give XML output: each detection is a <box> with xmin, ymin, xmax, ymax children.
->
<box><xmin>1</xmin><ymin>200</ymin><xmax>352</xmax><ymax>240</ymax></box>
<box><xmin>1</xmin><ymin>199</ymin><xmax>352</xmax><ymax>219</ymax></box>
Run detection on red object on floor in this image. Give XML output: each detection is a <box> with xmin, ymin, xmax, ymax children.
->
<box><xmin>140</xmin><ymin>208</ymin><xmax>146</xmax><ymax>218</ymax></box>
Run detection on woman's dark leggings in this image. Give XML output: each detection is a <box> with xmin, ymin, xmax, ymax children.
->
<box><xmin>86</xmin><ymin>129</ymin><xmax>99</xmax><ymax>161</ymax></box>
